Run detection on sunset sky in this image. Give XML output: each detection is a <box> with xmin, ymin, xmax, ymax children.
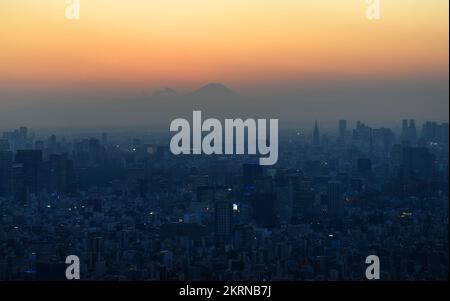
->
<box><xmin>0</xmin><ymin>0</ymin><xmax>448</xmax><ymax>90</ymax></box>
<box><xmin>0</xmin><ymin>1</ymin><xmax>448</xmax><ymax>127</ymax></box>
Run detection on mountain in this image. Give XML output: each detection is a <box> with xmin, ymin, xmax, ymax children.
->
<box><xmin>190</xmin><ymin>83</ymin><xmax>238</xmax><ymax>98</ymax></box>
<box><xmin>154</xmin><ymin>87</ymin><xmax>177</xmax><ymax>97</ymax></box>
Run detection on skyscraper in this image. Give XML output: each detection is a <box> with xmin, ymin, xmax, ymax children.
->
<box><xmin>402</xmin><ymin>147</ymin><xmax>434</xmax><ymax>181</ymax></box>
<box><xmin>409</xmin><ymin>119</ymin><xmax>417</xmax><ymax>144</ymax></box>
<box><xmin>12</xmin><ymin>163</ymin><xmax>26</xmax><ymax>203</ymax></box>
<box><xmin>338</xmin><ymin>120</ymin><xmax>347</xmax><ymax>145</ymax></box>
<box><xmin>0</xmin><ymin>139</ymin><xmax>10</xmax><ymax>152</ymax></box>
<box><xmin>290</xmin><ymin>176</ymin><xmax>315</xmax><ymax>218</ymax></box>
<box><xmin>0</xmin><ymin>151</ymin><xmax>13</xmax><ymax>197</ymax></box>
<box><xmin>45</xmin><ymin>154</ymin><xmax>74</xmax><ymax>195</ymax></box>
<box><xmin>313</xmin><ymin>121</ymin><xmax>320</xmax><ymax>146</ymax></box>
<box><xmin>15</xmin><ymin>150</ymin><xmax>43</xmax><ymax>196</ymax></box>
<box><xmin>101</xmin><ymin>132</ymin><xmax>108</xmax><ymax>147</ymax></box>
<box><xmin>327</xmin><ymin>181</ymin><xmax>343</xmax><ymax>217</ymax></box>
<box><xmin>402</xmin><ymin>119</ymin><xmax>409</xmax><ymax>142</ymax></box>
<box><xmin>214</xmin><ymin>200</ymin><xmax>233</xmax><ymax>245</ymax></box>
<box><xmin>401</xmin><ymin>119</ymin><xmax>418</xmax><ymax>144</ymax></box>
<box><xmin>19</xmin><ymin>126</ymin><xmax>28</xmax><ymax>141</ymax></box>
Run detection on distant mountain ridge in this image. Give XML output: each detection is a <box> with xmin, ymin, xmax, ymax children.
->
<box><xmin>154</xmin><ymin>87</ymin><xmax>177</xmax><ymax>96</ymax></box>
<box><xmin>190</xmin><ymin>83</ymin><xmax>238</xmax><ymax>98</ymax></box>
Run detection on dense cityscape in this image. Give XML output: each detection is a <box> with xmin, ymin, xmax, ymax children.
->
<box><xmin>0</xmin><ymin>119</ymin><xmax>448</xmax><ymax>280</ymax></box>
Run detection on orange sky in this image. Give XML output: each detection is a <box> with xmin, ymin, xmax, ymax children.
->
<box><xmin>0</xmin><ymin>0</ymin><xmax>448</xmax><ymax>91</ymax></box>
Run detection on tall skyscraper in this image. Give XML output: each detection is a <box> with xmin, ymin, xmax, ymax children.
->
<box><xmin>15</xmin><ymin>150</ymin><xmax>43</xmax><ymax>196</ymax></box>
<box><xmin>313</xmin><ymin>121</ymin><xmax>320</xmax><ymax>146</ymax></box>
<box><xmin>402</xmin><ymin>147</ymin><xmax>434</xmax><ymax>181</ymax></box>
<box><xmin>19</xmin><ymin>126</ymin><xmax>28</xmax><ymax>140</ymax></box>
<box><xmin>402</xmin><ymin>119</ymin><xmax>409</xmax><ymax>142</ymax></box>
<box><xmin>34</xmin><ymin>140</ymin><xmax>45</xmax><ymax>151</ymax></box>
<box><xmin>290</xmin><ymin>176</ymin><xmax>315</xmax><ymax>218</ymax></box>
<box><xmin>12</xmin><ymin>163</ymin><xmax>26</xmax><ymax>203</ymax></box>
<box><xmin>421</xmin><ymin>121</ymin><xmax>449</xmax><ymax>144</ymax></box>
<box><xmin>214</xmin><ymin>200</ymin><xmax>233</xmax><ymax>245</ymax></box>
<box><xmin>327</xmin><ymin>181</ymin><xmax>343</xmax><ymax>217</ymax></box>
<box><xmin>48</xmin><ymin>134</ymin><xmax>57</xmax><ymax>155</ymax></box>
<box><xmin>401</xmin><ymin>119</ymin><xmax>418</xmax><ymax>144</ymax></box>
<box><xmin>409</xmin><ymin>119</ymin><xmax>417</xmax><ymax>144</ymax></box>
<box><xmin>0</xmin><ymin>151</ymin><xmax>13</xmax><ymax>197</ymax></box>
<box><xmin>45</xmin><ymin>154</ymin><xmax>74</xmax><ymax>195</ymax></box>
<box><xmin>101</xmin><ymin>132</ymin><xmax>108</xmax><ymax>147</ymax></box>
<box><xmin>338</xmin><ymin>120</ymin><xmax>347</xmax><ymax>145</ymax></box>
<box><xmin>0</xmin><ymin>139</ymin><xmax>10</xmax><ymax>152</ymax></box>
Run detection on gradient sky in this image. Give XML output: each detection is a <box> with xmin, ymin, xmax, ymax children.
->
<box><xmin>1</xmin><ymin>0</ymin><xmax>448</xmax><ymax>88</ymax></box>
<box><xmin>0</xmin><ymin>0</ymin><xmax>448</xmax><ymax>127</ymax></box>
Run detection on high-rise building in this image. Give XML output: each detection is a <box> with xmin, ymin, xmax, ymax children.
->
<box><xmin>401</xmin><ymin>119</ymin><xmax>418</xmax><ymax>144</ymax></box>
<box><xmin>19</xmin><ymin>126</ymin><xmax>28</xmax><ymax>140</ymax></box>
<box><xmin>101</xmin><ymin>132</ymin><xmax>108</xmax><ymax>147</ymax></box>
<box><xmin>12</xmin><ymin>163</ymin><xmax>26</xmax><ymax>203</ymax></box>
<box><xmin>402</xmin><ymin>119</ymin><xmax>409</xmax><ymax>142</ymax></box>
<box><xmin>45</xmin><ymin>154</ymin><xmax>74</xmax><ymax>194</ymax></box>
<box><xmin>0</xmin><ymin>139</ymin><xmax>10</xmax><ymax>152</ymax></box>
<box><xmin>214</xmin><ymin>200</ymin><xmax>233</xmax><ymax>245</ymax></box>
<box><xmin>409</xmin><ymin>119</ymin><xmax>417</xmax><ymax>144</ymax></box>
<box><xmin>327</xmin><ymin>181</ymin><xmax>343</xmax><ymax>217</ymax></box>
<box><xmin>402</xmin><ymin>147</ymin><xmax>434</xmax><ymax>181</ymax></box>
<box><xmin>313</xmin><ymin>121</ymin><xmax>320</xmax><ymax>146</ymax></box>
<box><xmin>0</xmin><ymin>151</ymin><xmax>13</xmax><ymax>197</ymax></box>
<box><xmin>233</xmin><ymin>225</ymin><xmax>255</xmax><ymax>251</ymax></box>
<box><xmin>15</xmin><ymin>150</ymin><xmax>43</xmax><ymax>196</ymax></box>
<box><xmin>290</xmin><ymin>176</ymin><xmax>315</xmax><ymax>218</ymax></box>
<box><xmin>421</xmin><ymin>121</ymin><xmax>449</xmax><ymax>145</ymax></box>
<box><xmin>34</xmin><ymin>140</ymin><xmax>45</xmax><ymax>151</ymax></box>
<box><xmin>338</xmin><ymin>120</ymin><xmax>347</xmax><ymax>145</ymax></box>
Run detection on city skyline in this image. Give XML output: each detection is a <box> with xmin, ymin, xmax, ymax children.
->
<box><xmin>0</xmin><ymin>117</ymin><xmax>448</xmax><ymax>281</ymax></box>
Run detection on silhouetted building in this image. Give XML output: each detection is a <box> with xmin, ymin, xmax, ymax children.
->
<box><xmin>0</xmin><ymin>139</ymin><xmax>10</xmax><ymax>151</ymax></box>
<box><xmin>327</xmin><ymin>181</ymin><xmax>343</xmax><ymax>217</ymax></box>
<box><xmin>402</xmin><ymin>147</ymin><xmax>434</xmax><ymax>181</ymax></box>
<box><xmin>421</xmin><ymin>121</ymin><xmax>449</xmax><ymax>145</ymax></box>
<box><xmin>290</xmin><ymin>176</ymin><xmax>315</xmax><ymax>218</ymax></box>
<box><xmin>12</xmin><ymin>163</ymin><xmax>26</xmax><ymax>203</ymax></box>
<box><xmin>215</xmin><ymin>200</ymin><xmax>233</xmax><ymax>245</ymax></box>
<box><xmin>15</xmin><ymin>150</ymin><xmax>43</xmax><ymax>196</ymax></box>
<box><xmin>45</xmin><ymin>154</ymin><xmax>74</xmax><ymax>195</ymax></box>
<box><xmin>0</xmin><ymin>151</ymin><xmax>13</xmax><ymax>197</ymax></box>
<box><xmin>339</xmin><ymin>120</ymin><xmax>347</xmax><ymax>145</ymax></box>
<box><xmin>313</xmin><ymin>121</ymin><xmax>320</xmax><ymax>146</ymax></box>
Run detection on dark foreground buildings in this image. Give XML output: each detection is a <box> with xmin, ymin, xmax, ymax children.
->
<box><xmin>0</xmin><ymin>121</ymin><xmax>448</xmax><ymax>280</ymax></box>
